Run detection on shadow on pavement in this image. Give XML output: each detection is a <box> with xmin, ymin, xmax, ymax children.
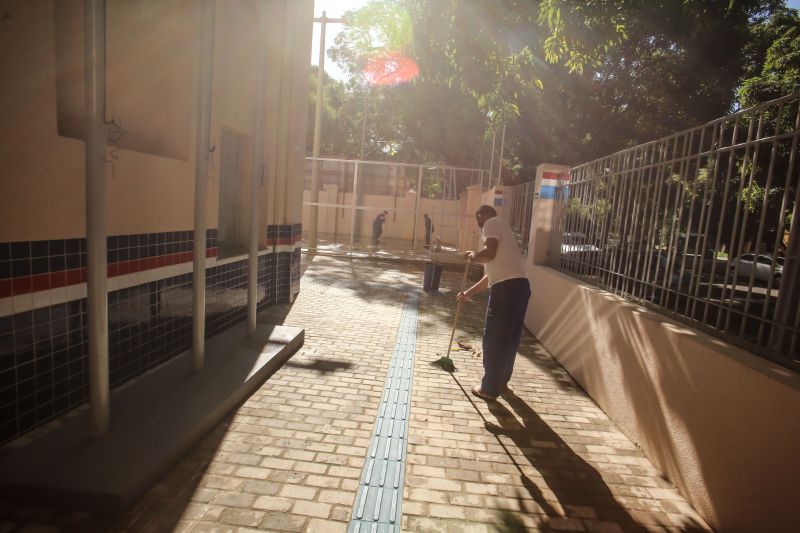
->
<box><xmin>284</xmin><ymin>357</ymin><xmax>353</xmax><ymax>375</ymax></box>
<box><xmin>447</xmin><ymin>371</ymin><xmax>707</xmax><ymax>532</ymax></box>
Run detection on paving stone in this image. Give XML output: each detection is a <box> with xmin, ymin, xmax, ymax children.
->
<box><xmin>259</xmin><ymin>512</ymin><xmax>306</xmax><ymax>532</ymax></box>
<box><xmin>0</xmin><ymin>256</ymin><xmax>710</xmax><ymax>533</ymax></box>
<box><xmin>211</xmin><ymin>492</ymin><xmax>256</xmax><ymax>509</ymax></box>
<box><xmin>217</xmin><ymin>508</ymin><xmax>263</xmax><ymax>528</ymax></box>
<box><xmin>305</xmin><ymin>518</ymin><xmax>348</xmax><ymax>533</ymax></box>
<box><xmin>252</xmin><ymin>496</ymin><xmax>293</xmax><ymax>512</ymax></box>
<box><xmin>278</xmin><ymin>484</ymin><xmax>316</xmax><ymax>500</ymax></box>
<box><xmin>317</xmin><ymin>489</ymin><xmax>354</xmax><ymax>506</ymax></box>
<box><xmin>291</xmin><ymin>500</ymin><xmax>331</xmax><ymax>519</ymax></box>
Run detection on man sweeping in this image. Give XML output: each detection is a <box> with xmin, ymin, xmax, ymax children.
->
<box><xmin>457</xmin><ymin>205</ymin><xmax>531</xmax><ymax>401</ymax></box>
<box><xmin>372</xmin><ymin>210</ymin><xmax>388</xmax><ymax>245</ymax></box>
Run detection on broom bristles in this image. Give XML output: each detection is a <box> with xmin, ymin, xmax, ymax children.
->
<box><xmin>431</xmin><ymin>356</ymin><xmax>455</xmax><ymax>373</ymax></box>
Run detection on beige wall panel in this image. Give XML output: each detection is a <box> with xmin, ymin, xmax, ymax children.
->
<box><xmin>524</xmin><ymin>265</ymin><xmax>800</xmax><ymax>533</ymax></box>
<box><xmin>282</xmin><ymin>0</ymin><xmax>314</xmax><ymax>226</ymax></box>
<box><xmin>260</xmin><ymin>0</ymin><xmax>286</xmax><ymax>232</ymax></box>
<box><xmin>0</xmin><ymin>0</ymin><xmax>285</xmax><ymax>241</ymax></box>
<box><xmin>0</xmin><ymin>1</ymin><xmax>86</xmax><ymax>240</ymax></box>
<box><xmin>105</xmin><ymin>149</ymin><xmax>194</xmax><ymax>235</ymax></box>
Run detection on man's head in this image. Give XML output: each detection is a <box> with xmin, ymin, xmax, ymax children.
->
<box><xmin>475</xmin><ymin>205</ymin><xmax>497</xmax><ymax>228</ymax></box>
<box><xmin>383</xmin><ymin>210</ymin><xmax>388</xmax><ymax>215</ymax></box>
<box><xmin>424</xmin><ymin>213</ymin><xmax>430</xmax><ymax>219</ymax></box>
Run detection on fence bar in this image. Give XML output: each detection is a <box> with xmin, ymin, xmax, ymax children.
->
<box><xmin>349</xmin><ymin>161</ymin><xmax>359</xmax><ymax>255</ymax></box>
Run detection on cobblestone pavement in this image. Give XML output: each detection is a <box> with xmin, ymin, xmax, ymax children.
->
<box><xmin>0</xmin><ymin>255</ymin><xmax>710</xmax><ymax>532</ymax></box>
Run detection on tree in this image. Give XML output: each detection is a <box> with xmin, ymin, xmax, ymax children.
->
<box><xmin>307</xmin><ymin>67</ymin><xmax>358</xmax><ymax>157</ymax></box>
<box><xmin>323</xmin><ymin>0</ymin><xmax>791</xmax><ymax>177</ymax></box>
<box><xmin>738</xmin><ymin>5</ymin><xmax>800</xmax><ymax>107</ymax></box>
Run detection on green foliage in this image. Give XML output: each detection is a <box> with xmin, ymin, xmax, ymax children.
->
<box><xmin>738</xmin><ymin>181</ymin><xmax>765</xmax><ymax>212</ymax></box>
<box><xmin>566</xmin><ymin>197</ymin><xmax>583</xmax><ymax>215</ymax></box>
<box><xmin>319</xmin><ymin>0</ymin><xmax>794</xmax><ymax>183</ymax></box>
<box><xmin>738</xmin><ymin>5</ymin><xmax>800</xmax><ymax>107</ymax></box>
<box><xmin>423</xmin><ymin>179</ymin><xmax>443</xmax><ymax>199</ymax></box>
<box><xmin>594</xmin><ymin>198</ymin><xmax>612</xmax><ymax>217</ymax></box>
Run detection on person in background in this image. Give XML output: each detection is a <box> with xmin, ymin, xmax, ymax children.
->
<box><xmin>458</xmin><ymin>205</ymin><xmax>530</xmax><ymax>401</ymax></box>
<box><xmin>372</xmin><ymin>210</ymin><xmax>388</xmax><ymax>245</ymax></box>
<box><xmin>423</xmin><ymin>213</ymin><xmax>434</xmax><ymax>247</ymax></box>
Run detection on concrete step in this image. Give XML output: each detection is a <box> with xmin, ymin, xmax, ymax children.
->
<box><xmin>0</xmin><ymin>322</ymin><xmax>303</xmax><ymax>512</ymax></box>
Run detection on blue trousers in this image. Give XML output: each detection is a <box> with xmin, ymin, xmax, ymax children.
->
<box><xmin>481</xmin><ymin>277</ymin><xmax>531</xmax><ymax>397</ymax></box>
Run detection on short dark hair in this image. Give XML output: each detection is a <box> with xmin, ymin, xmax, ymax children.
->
<box><xmin>476</xmin><ymin>205</ymin><xmax>497</xmax><ymax>218</ymax></box>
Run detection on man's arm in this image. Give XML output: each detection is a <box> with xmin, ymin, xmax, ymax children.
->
<box><xmin>465</xmin><ymin>238</ymin><xmax>498</xmax><ymax>264</ymax></box>
<box><xmin>457</xmin><ymin>274</ymin><xmax>488</xmax><ymax>302</ymax></box>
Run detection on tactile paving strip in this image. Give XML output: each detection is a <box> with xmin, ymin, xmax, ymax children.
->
<box><xmin>348</xmin><ymin>291</ymin><xmax>418</xmax><ymax>533</ymax></box>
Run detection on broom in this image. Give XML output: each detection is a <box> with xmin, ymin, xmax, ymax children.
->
<box><xmin>432</xmin><ymin>259</ymin><xmax>471</xmax><ymax>373</ymax></box>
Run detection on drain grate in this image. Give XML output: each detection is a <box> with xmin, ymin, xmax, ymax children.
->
<box><xmin>348</xmin><ymin>292</ymin><xmax>418</xmax><ymax>533</ymax></box>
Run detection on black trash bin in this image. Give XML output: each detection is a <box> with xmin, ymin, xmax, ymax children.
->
<box><xmin>423</xmin><ymin>261</ymin><xmax>442</xmax><ymax>292</ymax></box>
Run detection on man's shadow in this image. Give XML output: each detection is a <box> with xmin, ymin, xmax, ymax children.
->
<box><xmin>484</xmin><ymin>389</ymin><xmax>642</xmax><ymax>529</ymax></box>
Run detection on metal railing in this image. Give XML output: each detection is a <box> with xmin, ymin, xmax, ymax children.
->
<box><xmin>303</xmin><ymin>157</ymin><xmax>486</xmax><ymax>257</ymax></box>
<box><xmin>551</xmin><ymin>92</ymin><xmax>800</xmax><ymax>371</ymax></box>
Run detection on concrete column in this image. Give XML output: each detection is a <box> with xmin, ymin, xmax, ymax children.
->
<box><xmin>283</xmin><ymin>0</ymin><xmax>315</xmax><ymax>227</ymax></box>
<box><xmin>527</xmin><ymin>164</ymin><xmax>571</xmax><ymax>266</ymax></box>
<box><xmin>84</xmin><ymin>0</ymin><xmax>109</xmax><ymax>438</ymax></box>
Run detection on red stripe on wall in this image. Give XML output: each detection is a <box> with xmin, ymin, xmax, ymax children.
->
<box><xmin>66</xmin><ymin>269</ymin><xmax>83</xmax><ymax>285</ymax></box>
<box><xmin>12</xmin><ymin>277</ymin><xmax>31</xmax><ymax>295</ymax></box>
<box><xmin>31</xmin><ymin>274</ymin><xmax>50</xmax><ymax>292</ymax></box>
<box><xmin>0</xmin><ymin>248</ymin><xmax>220</xmax><ymax>298</ymax></box>
<box><xmin>50</xmin><ymin>271</ymin><xmax>66</xmax><ymax>289</ymax></box>
<box><xmin>0</xmin><ymin>279</ymin><xmax>11</xmax><ymax>299</ymax></box>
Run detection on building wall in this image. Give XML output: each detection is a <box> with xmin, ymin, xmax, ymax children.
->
<box><xmin>523</xmin><ymin>166</ymin><xmax>800</xmax><ymax>532</ymax></box>
<box><xmin>0</xmin><ymin>0</ymin><xmax>312</xmax><ymax>444</ymax></box>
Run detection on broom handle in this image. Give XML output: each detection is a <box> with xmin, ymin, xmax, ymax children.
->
<box><xmin>446</xmin><ymin>260</ymin><xmax>472</xmax><ymax>360</ymax></box>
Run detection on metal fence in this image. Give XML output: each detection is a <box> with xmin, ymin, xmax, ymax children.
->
<box><xmin>551</xmin><ymin>92</ymin><xmax>800</xmax><ymax>371</ymax></box>
<box><xmin>504</xmin><ymin>181</ymin><xmax>536</xmax><ymax>256</ymax></box>
<box><xmin>303</xmin><ymin>157</ymin><xmax>486</xmax><ymax>258</ymax></box>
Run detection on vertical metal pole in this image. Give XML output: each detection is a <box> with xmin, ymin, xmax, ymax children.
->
<box><xmin>360</xmin><ymin>95</ymin><xmax>369</xmax><ymax>159</ymax></box>
<box><xmin>412</xmin><ymin>165</ymin><xmax>422</xmax><ymax>253</ymax></box>
<box><xmin>84</xmin><ymin>0</ymin><xmax>109</xmax><ymax>438</ymax></box>
<box><xmin>193</xmin><ymin>0</ymin><xmax>215</xmax><ymax>371</ymax></box>
<box><xmin>438</xmin><ymin>168</ymin><xmax>446</xmax><ymax>243</ymax></box>
<box><xmin>496</xmin><ymin>123</ymin><xmax>506</xmax><ymax>188</ymax></box>
<box><xmin>488</xmin><ymin>129</ymin><xmax>496</xmax><ymax>188</ymax></box>
<box><xmin>349</xmin><ymin>161</ymin><xmax>359</xmax><ymax>255</ymax></box>
<box><xmin>308</xmin><ymin>13</ymin><xmax>327</xmax><ymax>248</ymax></box>
<box><xmin>247</xmin><ymin>2</ymin><xmax>268</xmax><ymax>335</ymax></box>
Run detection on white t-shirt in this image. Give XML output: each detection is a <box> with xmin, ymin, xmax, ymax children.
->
<box><xmin>481</xmin><ymin>216</ymin><xmax>527</xmax><ymax>286</ymax></box>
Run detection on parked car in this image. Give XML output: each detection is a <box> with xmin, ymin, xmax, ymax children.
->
<box><xmin>729</xmin><ymin>254</ymin><xmax>784</xmax><ymax>284</ymax></box>
<box><xmin>561</xmin><ymin>232</ymin><xmax>601</xmax><ymax>255</ymax></box>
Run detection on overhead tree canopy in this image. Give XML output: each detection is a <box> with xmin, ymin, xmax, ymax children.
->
<box><xmin>311</xmin><ymin>0</ymin><xmax>797</xmax><ymax>179</ymax></box>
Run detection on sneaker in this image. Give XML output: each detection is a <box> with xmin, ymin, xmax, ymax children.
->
<box><xmin>471</xmin><ymin>385</ymin><xmax>497</xmax><ymax>401</ymax></box>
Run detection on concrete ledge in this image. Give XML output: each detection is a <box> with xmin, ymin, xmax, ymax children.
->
<box><xmin>0</xmin><ymin>322</ymin><xmax>303</xmax><ymax>512</ymax></box>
